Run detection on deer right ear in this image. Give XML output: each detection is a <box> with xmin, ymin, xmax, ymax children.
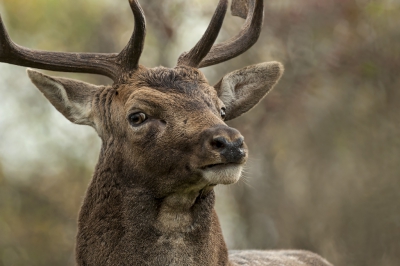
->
<box><xmin>27</xmin><ymin>69</ymin><xmax>100</xmax><ymax>127</ymax></box>
<box><xmin>215</xmin><ymin>62</ymin><xmax>284</xmax><ymax>121</ymax></box>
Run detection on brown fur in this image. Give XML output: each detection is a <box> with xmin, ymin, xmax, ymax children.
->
<box><xmin>74</xmin><ymin>66</ymin><xmax>232</xmax><ymax>265</ymax></box>
<box><xmin>25</xmin><ymin>62</ymin><xmax>332</xmax><ymax>266</ymax></box>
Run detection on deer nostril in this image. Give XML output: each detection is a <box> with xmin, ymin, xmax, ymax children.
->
<box><xmin>209</xmin><ymin>135</ymin><xmax>246</xmax><ymax>163</ymax></box>
<box><xmin>211</xmin><ymin>136</ymin><xmax>228</xmax><ymax>150</ymax></box>
<box><xmin>236</xmin><ymin>137</ymin><xmax>244</xmax><ymax>148</ymax></box>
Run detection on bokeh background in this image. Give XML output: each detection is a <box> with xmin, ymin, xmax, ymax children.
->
<box><xmin>0</xmin><ymin>0</ymin><xmax>399</xmax><ymax>265</ymax></box>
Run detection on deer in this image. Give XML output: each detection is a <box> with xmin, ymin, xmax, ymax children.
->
<box><xmin>0</xmin><ymin>0</ymin><xmax>333</xmax><ymax>265</ymax></box>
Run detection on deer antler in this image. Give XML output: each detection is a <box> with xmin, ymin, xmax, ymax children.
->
<box><xmin>178</xmin><ymin>0</ymin><xmax>264</xmax><ymax>68</ymax></box>
<box><xmin>0</xmin><ymin>0</ymin><xmax>146</xmax><ymax>82</ymax></box>
<box><xmin>177</xmin><ymin>0</ymin><xmax>229</xmax><ymax>67</ymax></box>
<box><xmin>118</xmin><ymin>0</ymin><xmax>146</xmax><ymax>72</ymax></box>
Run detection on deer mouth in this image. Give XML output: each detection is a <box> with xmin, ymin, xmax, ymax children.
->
<box><xmin>201</xmin><ymin>162</ymin><xmax>228</xmax><ymax>169</ymax></box>
<box><xmin>199</xmin><ymin>162</ymin><xmax>243</xmax><ymax>185</ymax></box>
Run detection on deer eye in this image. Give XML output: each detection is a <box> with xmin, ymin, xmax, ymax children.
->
<box><xmin>128</xmin><ymin>112</ymin><xmax>147</xmax><ymax>126</ymax></box>
<box><xmin>220</xmin><ymin>107</ymin><xmax>226</xmax><ymax>120</ymax></box>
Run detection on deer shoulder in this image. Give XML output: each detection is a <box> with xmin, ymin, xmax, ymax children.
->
<box><xmin>229</xmin><ymin>250</ymin><xmax>333</xmax><ymax>266</ymax></box>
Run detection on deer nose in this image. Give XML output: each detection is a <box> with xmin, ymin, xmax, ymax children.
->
<box><xmin>211</xmin><ymin>135</ymin><xmax>245</xmax><ymax>163</ymax></box>
<box><xmin>205</xmin><ymin>126</ymin><xmax>246</xmax><ymax>163</ymax></box>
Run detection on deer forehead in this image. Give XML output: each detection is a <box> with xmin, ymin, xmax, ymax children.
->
<box><xmin>124</xmin><ymin>89</ymin><xmax>218</xmax><ymax>114</ymax></box>
<box><xmin>116</xmin><ymin>67</ymin><xmax>223</xmax><ymax>117</ymax></box>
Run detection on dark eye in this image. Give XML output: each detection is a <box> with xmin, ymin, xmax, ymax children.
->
<box><xmin>220</xmin><ymin>107</ymin><xmax>226</xmax><ymax>120</ymax></box>
<box><xmin>128</xmin><ymin>112</ymin><xmax>147</xmax><ymax>126</ymax></box>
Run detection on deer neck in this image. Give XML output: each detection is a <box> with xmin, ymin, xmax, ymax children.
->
<box><xmin>75</xmin><ymin>145</ymin><xmax>230</xmax><ymax>266</ymax></box>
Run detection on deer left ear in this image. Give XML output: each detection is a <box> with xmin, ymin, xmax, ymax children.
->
<box><xmin>214</xmin><ymin>62</ymin><xmax>284</xmax><ymax>121</ymax></box>
<box><xmin>27</xmin><ymin>69</ymin><xmax>100</xmax><ymax>126</ymax></box>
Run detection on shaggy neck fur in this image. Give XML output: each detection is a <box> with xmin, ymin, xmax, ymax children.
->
<box><xmin>75</xmin><ymin>142</ymin><xmax>230</xmax><ymax>266</ymax></box>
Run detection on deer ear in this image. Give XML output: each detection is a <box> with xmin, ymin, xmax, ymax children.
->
<box><xmin>27</xmin><ymin>69</ymin><xmax>100</xmax><ymax>126</ymax></box>
<box><xmin>214</xmin><ymin>62</ymin><xmax>284</xmax><ymax>121</ymax></box>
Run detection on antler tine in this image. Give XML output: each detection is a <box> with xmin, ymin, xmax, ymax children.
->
<box><xmin>118</xmin><ymin>0</ymin><xmax>146</xmax><ymax>72</ymax></box>
<box><xmin>0</xmin><ymin>16</ymin><xmax>11</xmax><ymax>54</ymax></box>
<box><xmin>0</xmin><ymin>14</ymin><xmax>121</xmax><ymax>80</ymax></box>
<box><xmin>177</xmin><ymin>0</ymin><xmax>228</xmax><ymax>68</ymax></box>
<box><xmin>0</xmin><ymin>0</ymin><xmax>147</xmax><ymax>82</ymax></box>
<box><xmin>198</xmin><ymin>0</ymin><xmax>264</xmax><ymax>68</ymax></box>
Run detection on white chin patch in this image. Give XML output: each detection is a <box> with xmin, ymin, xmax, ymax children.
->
<box><xmin>201</xmin><ymin>164</ymin><xmax>243</xmax><ymax>185</ymax></box>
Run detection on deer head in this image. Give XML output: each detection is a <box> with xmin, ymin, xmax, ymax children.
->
<box><xmin>0</xmin><ymin>2</ymin><xmax>339</xmax><ymax>265</ymax></box>
<box><xmin>0</xmin><ymin>0</ymin><xmax>282</xmax><ymax>198</ymax></box>
<box><xmin>0</xmin><ymin>1</ymin><xmax>291</xmax><ymax>265</ymax></box>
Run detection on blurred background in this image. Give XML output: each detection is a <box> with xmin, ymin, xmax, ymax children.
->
<box><xmin>0</xmin><ymin>0</ymin><xmax>399</xmax><ymax>265</ymax></box>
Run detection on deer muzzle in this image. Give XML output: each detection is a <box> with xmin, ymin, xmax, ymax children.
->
<box><xmin>197</xmin><ymin>125</ymin><xmax>248</xmax><ymax>185</ymax></box>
